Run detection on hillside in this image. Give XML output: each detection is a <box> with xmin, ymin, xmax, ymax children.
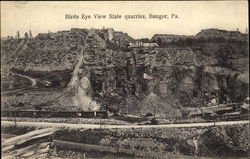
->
<box><xmin>1</xmin><ymin>28</ymin><xmax>249</xmax><ymax>116</ymax></box>
<box><xmin>196</xmin><ymin>28</ymin><xmax>247</xmax><ymax>41</ymax></box>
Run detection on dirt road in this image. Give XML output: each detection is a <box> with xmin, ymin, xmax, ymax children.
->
<box><xmin>1</xmin><ymin>72</ymin><xmax>37</xmax><ymax>95</ymax></box>
<box><xmin>2</xmin><ymin>120</ymin><xmax>249</xmax><ymax>130</ymax></box>
<box><xmin>15</xmin><ymin>73</ymin><xmax>37</xmax><ymax>87</ymax></box>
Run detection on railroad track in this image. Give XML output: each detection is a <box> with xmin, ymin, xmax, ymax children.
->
<box><xmin>1</xmin><ymin>109</ymin><xmax>248</xmax><ymax>125</ymax></box>
<box><xmin>1</xmin><ymin>110</ymin><xmax>108</xmax><ymax>118</ymax></box>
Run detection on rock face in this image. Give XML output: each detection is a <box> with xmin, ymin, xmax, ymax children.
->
<box><xmin>64</xmin><ymin>48</ymin><xmax>100</xmax><ymax>110</ymax></box>
<box><xmin>1</xmin><ymin>28</ymin><xmax>249</xmax><ymax>114</ymax></box>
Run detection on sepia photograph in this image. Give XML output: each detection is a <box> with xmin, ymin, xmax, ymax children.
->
<box><xmin>1</xmin><ymin>1</ymin><xmax>249</xmax><ymax>159</ymax></box>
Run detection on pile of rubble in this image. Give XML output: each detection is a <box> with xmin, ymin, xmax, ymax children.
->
<box><xmin>2</xmin><ymin>128</ymin><xmax>57</xmax><ymax>159</ymax></box>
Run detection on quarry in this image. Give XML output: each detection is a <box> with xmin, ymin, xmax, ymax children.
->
<box><xmin>1</xmin><ymin>27</ymin><xmax>249</xmax><ymax>159</ymax></box>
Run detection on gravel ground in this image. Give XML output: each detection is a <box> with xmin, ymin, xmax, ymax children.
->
<box><xmin>1</xmin><ymin>120</ymin><xmax>249</xmax><ymax>130</ymax></box>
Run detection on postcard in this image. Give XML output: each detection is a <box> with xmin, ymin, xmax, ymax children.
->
<box><xmin>1</xmin><ymin>1</ymin><xmax>249</xmax><ymax>159</ymax></box>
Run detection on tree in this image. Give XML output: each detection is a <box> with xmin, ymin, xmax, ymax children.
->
<box><xmin>29</xmin><ymin>30</ymin><xmax>33</xmax><ymax>39</ymax></box>
<box><xmin>24</xmin><ymin>32</ymin><xmax>29</xmax><ymax>40</ymax></box>
<box><xmin>16</xmin><ymin>31</ymin><xmax>20</xmax><ymax>39</ymax></box>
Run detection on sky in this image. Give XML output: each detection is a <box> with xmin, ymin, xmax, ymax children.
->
<box><xmin>1</xmin><ymin>1</ymin><xmax>248</xmax><ymax>39</ymax></box>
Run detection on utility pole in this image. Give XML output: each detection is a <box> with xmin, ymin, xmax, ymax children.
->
<box><xmin>127</xmin><ymin>94</ymin><xmax>130</xmax><ymax>115</ymax></box>
<box><xmin>14</xmin><ymin>104</ymin><xmax>17</xmax><ymax>128</ymax></box>
<box><xmin>153</xmin><ymin>102</ymin><xmax>156</xmax><ymax>120</ymax></box>
<box><xmin>14</xmin><ymin>95</ymin><xmax>18</xmax><ymax>127</ymax></box>
<box><xmin>202</xmin><ymin>66</ymin><xmax>206</xmax><ymax>107</ymax></box>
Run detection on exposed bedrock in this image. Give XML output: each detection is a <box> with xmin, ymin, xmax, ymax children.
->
<box><xmin>1</xmin><ymin>28</ymin><xmax>248</xmax><ymax>114</ymax></box>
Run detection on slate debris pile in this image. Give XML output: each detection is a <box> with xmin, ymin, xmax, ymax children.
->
<box><xmin>2</xmin><ymin>128</ymin><xmax>57</xmax><ymax>159</ymax></box>
<box><xmin>1</xmin><ymin>28</ymin><xmax>249</xmax><ymax>115</ymax></box>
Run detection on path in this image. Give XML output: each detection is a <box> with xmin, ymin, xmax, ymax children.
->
<box><xmin>1</xmin><ymin>72</ymin><xmax>37</xmax><ymax>95</ymax></box>
<box><xmin>14</xmin><ymin>73</ymin><xmax>37</xmax><ymax>87</ymax></box>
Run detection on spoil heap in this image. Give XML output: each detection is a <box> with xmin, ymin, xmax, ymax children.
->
<box><xmin>2</xmin><ymin>128</ymin><xmax>57</xmax><ymax>159</ymax></box>
<box><xmin>1</xmin><ymin>28</ymin><xmax>249</xmax><ymax>115</ymax></box>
